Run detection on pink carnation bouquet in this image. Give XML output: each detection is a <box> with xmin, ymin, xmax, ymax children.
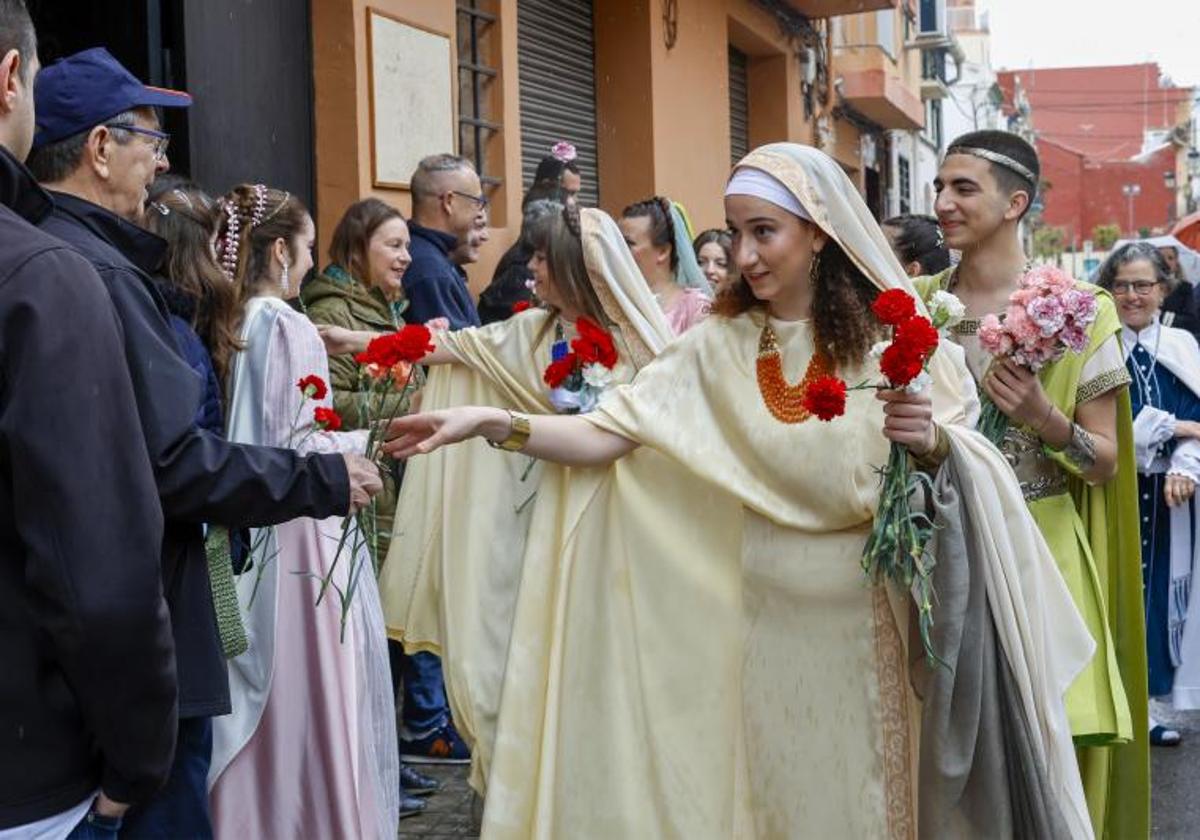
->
<box><xmin>975</xmin><ymin>265</ymin><xmax>1097</xmax><ymax>444</ymax></box>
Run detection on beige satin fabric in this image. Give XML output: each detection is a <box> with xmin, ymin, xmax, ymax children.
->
<box><xmin>381</xmin><ymin>207</ymin><xmax>676</xmax><ymax>791</ymax></box>
<box><xmin>575</xmin><ymin>143</ymin><xmax>1093</xmax><ymax>838</ymax></box>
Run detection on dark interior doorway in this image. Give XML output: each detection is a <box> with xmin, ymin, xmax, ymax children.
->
<box><xmin>27</xmin><ymin>0</ymin><xmax>314</xmax><ymax>213</ymax></box>
<box><xmin>29</xmin><ymin>0</ymin><xmax>192</xmax><ymax>175</ymax></box>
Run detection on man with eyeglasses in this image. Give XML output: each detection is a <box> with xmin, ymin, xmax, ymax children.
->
<box><xmin>403</xmin><ymin>153</ymin><xmax>488</xmax><ymax>330</ymax></box>
<box><xmin>25</xmin><ymin>47</ymin><xmax>384</xmax><ymax>837</ymax></box>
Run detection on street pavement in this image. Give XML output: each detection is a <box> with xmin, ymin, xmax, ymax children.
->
<box><xmin>398</xmin><ymin>714</ymin><xmax>1200</xmax><ymax>839</ymax></box>
<box><xmin>398</xmin><ymin>764</ymin><xmax>478</xmax><ymax>839</ymax></box>
<box><xmin>1151</xmin><ymin>706</ymin><xmax>1200</xmax><ymax>838</ymax></box>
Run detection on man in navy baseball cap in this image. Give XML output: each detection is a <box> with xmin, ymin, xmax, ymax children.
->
<box><xmin>27</xmin><ymin>47</ymin><xmax>190</xmax><ymax>222</ymax></box>
<box><xmin>32</xmin><ymin>46</ymin><xmax>191</xmax><ymax>149</ymax></box>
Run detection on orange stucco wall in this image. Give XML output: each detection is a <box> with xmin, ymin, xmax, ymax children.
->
<box><xmin>311</xmin><ymin>0</ymin><xmax>899</xmax><ymax>297</ymax></box>
<box><xmin>312</xmin><ymin>0</ymin><xmax>516</xmax><ymax>295</ymax></box>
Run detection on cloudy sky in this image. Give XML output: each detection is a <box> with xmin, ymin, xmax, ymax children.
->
<box><xmin>978</xmin><ymin>0</ymin><xmax>1200</xmax><ymax>87</ymax></box>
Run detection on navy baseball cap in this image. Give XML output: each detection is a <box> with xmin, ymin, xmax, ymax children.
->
<box><xmin>33</xmin><ymin>47</ymin><xmax>192</xmax><ymax>150</ymax></box>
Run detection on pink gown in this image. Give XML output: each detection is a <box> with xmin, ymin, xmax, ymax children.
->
<box><xmin>663</xmin><ymin>287</ymin><xmax>712</xmax><ymax>335</ymax></box>
<box><xmin>208</xmin><ymin>297</ymin><xmax>399</xmax><ymax>839</ymax></box>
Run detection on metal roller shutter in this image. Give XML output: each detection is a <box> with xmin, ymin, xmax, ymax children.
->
<box><xmin>517</xmin><ymin>0</ymin><xmax>600</xmax><ymax>207</ymax></box>
<box><xmin>729</xmin><ymin>47</ymin><xmax>749</xmax><ymax>165</ymax></box>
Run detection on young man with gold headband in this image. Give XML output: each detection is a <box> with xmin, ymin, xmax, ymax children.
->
<box><xmin>383</xmin><ymin>143</ymin><xmax>1098</xmax><ymax>839</ymax></box>
<box><xmin>918</xmin><ymin>129</ymin><xmax>1149</xmax><ymax>838</ymax></box>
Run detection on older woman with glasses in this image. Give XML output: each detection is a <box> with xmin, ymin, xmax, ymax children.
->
<box><xmin>1099</xmin><ymin>241</ymin><xmax>1200</xmax><ymax>746</ymax></box>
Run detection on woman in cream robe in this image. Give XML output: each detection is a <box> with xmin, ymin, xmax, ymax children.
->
<box><xmin>387</xmin><ymin>145</ymin><xmax>1096</xmax><ymax>839</ymax></box>
<box><xmin>377</xmin><ymin>205</ymin><xmax>737</xmax><ymax>795</ymax></box>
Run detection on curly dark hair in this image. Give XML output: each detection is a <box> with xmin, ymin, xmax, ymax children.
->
<box><xmin>711</xmin><ymin>238</ymin><xmax>884</xmax><ymax>370</ymax></box>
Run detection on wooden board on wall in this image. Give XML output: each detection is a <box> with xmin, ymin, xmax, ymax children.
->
<box><xmin>368</xmin><ymin>8</ymin><xmax>454</xmax><ymax>189</ymax></box>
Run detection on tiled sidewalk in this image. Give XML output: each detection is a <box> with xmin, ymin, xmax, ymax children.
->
<box><xmin>398</xmin><ymin>764</ymin><xmax>478</xmax><ymax>839</ymax></box>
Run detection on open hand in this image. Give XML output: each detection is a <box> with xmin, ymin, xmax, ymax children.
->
<box><xmin>983</xmin><ymin>358</ymin><xmax>1051</xmax><ymax>428</ymax></box>
<box><xmin>877</xmin><ymin>387</ymin><xmax>936</xmax><ymax>455</ymax></box>
<box><xmin>1165</xmin><ymin>474</ymin><xmax>1196</xmax><ymax>508</ymax></box>
<box><xmin>382</xmin><ymin>407</ymin><xmax>493</xmax><ymax>459</ymax></box>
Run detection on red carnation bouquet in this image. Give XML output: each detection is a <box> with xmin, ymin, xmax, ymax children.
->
<box><xmin>861</xmin><ymin>289</ymin><xmax>949</xmax><ymax>662</ymax></box>
<box><xmin>543</xmin><ymin>316</ymin><xmax>620</xmax><ymax>414</ymax></box>
<box><xmin>317</xmin><ymin>324</ymin><xmax>433</xmax><ymax>638</ymax></box>
<box><xmin>801</xmin><ymin>288</ymin><xmax>960</xmax><ymax>662</ymax></box>
<box><xmin>249</xmin><ymin>375</ymin><xmax>345</xmax><ymax>605</ymax></box>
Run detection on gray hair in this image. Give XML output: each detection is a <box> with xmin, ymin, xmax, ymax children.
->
<box><xmin>27</xmin><ymin>110</ymin><xmax>138</xmax><ymax>184</ymax></box>
<box><xmin>1096</xmin><ymin>241</ymin><xmax>1173</xmax><ymax>292</ymax></box>
<box><xmin>409</xmin><ymin>153</ymin><xmax>474</xmax><ymax>203</ymax></box>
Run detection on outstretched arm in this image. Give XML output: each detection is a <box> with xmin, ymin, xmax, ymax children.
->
<box><xmin>317</xmin><ymin>323</ymin><xmax>457</xmax><ymax>365</ymax></box>
<box><xmin>382</xmin><ymin>406</ymin><xmax>638</xmax><ymax>468</ymax></box>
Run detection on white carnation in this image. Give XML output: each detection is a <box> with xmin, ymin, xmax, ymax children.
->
<box><xmin>904</xmin><ymin>371</ymin><xmax>933</xmax><ymax>395</ymax></box>
<box><xmin>581</xmin><ymin>363</ymin><xmax>613</xmax><ymax>389</ymax></box>
<box><xmin>869</xmin><ymin>341</ymin><xmax>890</xmax><ymax>359</ymax></box>
<box><xmin>929</xmin><ymin>290</ymin><xmax>966</xmax><ymax>328</ymax></box>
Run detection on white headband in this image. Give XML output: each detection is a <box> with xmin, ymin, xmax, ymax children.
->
<box><xmin>724</xmin><ymin>167</ymin><xmax>811</xmax><ymax>222</ymax></box>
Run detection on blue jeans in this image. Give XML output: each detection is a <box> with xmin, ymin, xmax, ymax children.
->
<box><xmin>66</xmin><ymin>811</ymin><xmax>122</xmax><ymax>840</ymax></box>
<box><xmin>401</xmin><ymin>651</ymin><xmax>450</xmax><ymax>735</ymax></box>
<box><xmin>119</xmin><ymin>717</ymin><xmax>213</xmax><ymax>839</ymax></box>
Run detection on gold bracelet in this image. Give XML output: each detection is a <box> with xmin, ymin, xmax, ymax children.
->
<box><xmin>486</xmin><ymin>409</ymin><xmax>532</xmax><ymax>452</ymax></box>
<box><xmin>912</xmin><ymin>423</ymin><xmax>950</xmax><ymax>472</ymax></box>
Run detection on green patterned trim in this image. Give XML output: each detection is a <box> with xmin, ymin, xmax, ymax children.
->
<box><xmin>1076</xmin><ymin>367</ymin><xmax>1132</xmax><ymax>404</ymax></box>
<box><xmin>205</xmin><ymin>526</ymin><xmax>248</xmax><ymax>659</ymax></box>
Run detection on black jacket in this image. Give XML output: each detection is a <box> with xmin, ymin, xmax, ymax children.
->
<box><xmin>0</xmin><ymin>148</ymin><xmax>177</xmax><ymax>827</ymax></box>
<box><xmin>38</xmin><ymin>191</ymin><xmax>351</xmax><ymax>719</ymax></box>
<box><xmin>402</xmin><ymin>223</ymin><xmax>481</xmax><ymax>330</ymax></box>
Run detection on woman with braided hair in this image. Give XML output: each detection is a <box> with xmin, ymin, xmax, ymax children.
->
<box><xmin>206</xmin><ymin>185</ymin><xmax>400</xmax><ymax>838</ymax></box>
<box><xmin>619</xmin><ymin>195</ymin><xmax>713</xmax><ymax>333</ymax></box>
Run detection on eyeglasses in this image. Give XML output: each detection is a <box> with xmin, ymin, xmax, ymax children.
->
<box><xmin>1111</xmin><ymin>280</ymin><xmax>1163</xmax><ymax>296</ymax></box>
<box><xmin>105</xmin><ymin>123</ymin><xmax>171</xmax><ymax>161</ymax></box>
<box><xmin>449</xmin><ymin>190</ymin><xmax>490</xmax><ymax>210</ymax></box>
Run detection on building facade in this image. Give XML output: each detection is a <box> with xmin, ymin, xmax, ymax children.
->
<box><xmin>998</xmin><ymin>63</ymin><xmax>1194</xmax><ymax>244</ymax></box>
<box><xmin>32</xmin><ymin>0</ymin><xmax>937</xmax><ymax>292</ymax></box>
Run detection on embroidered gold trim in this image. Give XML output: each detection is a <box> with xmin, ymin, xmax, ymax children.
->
<box><xmin>1076</xmin><ymin>366</ymin><xmax>1132</xmax><ymax>404</ymax></box>
<box><xmin>872</xmin><ymin>586</ymin><xmax>916</xmax><ymax>840</ymax></box>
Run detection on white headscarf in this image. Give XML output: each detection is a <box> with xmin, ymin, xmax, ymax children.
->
<box><xmin>729</xmin><ymin>143</ymin><xmax>1095</xmax><ymax>840</ymax></box>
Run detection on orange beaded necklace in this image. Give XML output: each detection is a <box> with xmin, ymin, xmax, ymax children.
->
<box><xmin>756</xmin><ymin>322</ymin><xmax>833</xmax><ymax>424</ymax></box>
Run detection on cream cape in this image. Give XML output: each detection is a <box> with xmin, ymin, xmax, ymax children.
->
<box><xmin>380</xmin><ymin>208</ymin><xmax>684</xmax><ymax>790</ymax></box>
<box><xmin>570</xmin><ymin>144</ymin><xmax>1095</xmax><ymax>838</ymax></box>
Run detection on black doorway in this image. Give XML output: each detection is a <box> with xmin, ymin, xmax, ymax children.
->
<box><xmin>29</xmin><ymin>0</ymin><xmax>314</xmax><ymax>213</ymax></box>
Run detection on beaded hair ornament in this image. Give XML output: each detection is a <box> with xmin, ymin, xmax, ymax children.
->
<box><xmin>216</xmin><ymin>184</ymin><xmax>292</xmax><ymax>280</ymax></box>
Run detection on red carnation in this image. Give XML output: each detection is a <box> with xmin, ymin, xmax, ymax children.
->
<box><xmin>893</xmin><ymin>315</ymin><xmax>939</xmax><ymax>359</ymax></box>
<box><xmin>543</xmin><ymin>353</ymin><xmax>577</xmax><ymax>388</ymax></box>
<box><xmin>803</xmin><ymin>375</ymin><xmax>848</xmax><ymax>421</ymax></box>
<box><xmin>313</xmin><ymin>406</ymin><xmax>342</xmax><ymax>431</ymax></box>
<box><xmin>355</xmin><ymin>324</ymin><xmax>434</xmax><ymax>367</ymax></box>
<box><xmin>872</xmin><ymin>289</ymin><xmax>917</xmax><ymax>326</ymax></box>
<box><xmin>512</xmin><ymin>300</ymin><xmax>532</xmax><ymax>314</ymax></box>
<box><xmin>297</xmin><ymin>374</ymin><xmax>328</xmax><ymax>400</ymax></box>
<box><xmin>571</xmin><ymin>316</ymin><xmax>618</xmax><ymax>369</ymax></box>
<box><xmin>879</xmin><ymin>343</ymin><xmax>924</xmax><ymax>387</ymax></box>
